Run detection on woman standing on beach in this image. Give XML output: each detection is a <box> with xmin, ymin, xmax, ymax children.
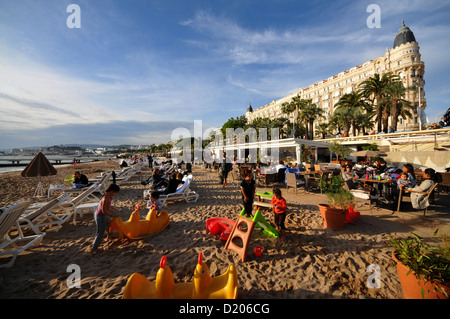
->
<box><xmin>91</xmin><ymin>184</ymin><xmax>120</xmax><ymax>253</ymax></box>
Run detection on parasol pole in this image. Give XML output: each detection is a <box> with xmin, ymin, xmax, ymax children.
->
<box><xmin>35</xmin><ymin>174</ymin><xmax>45</xmax><ymax>197</ymax></box>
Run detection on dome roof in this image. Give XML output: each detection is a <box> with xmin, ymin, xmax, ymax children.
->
<box><xmin>393</xmin><ymin>20</ymin><xmax>416</xmax><ymax>49</ymax></box>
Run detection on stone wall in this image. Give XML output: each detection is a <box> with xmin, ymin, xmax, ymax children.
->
<box><xmin>386</xmin><ymin>150</ymin><xmax>450</xmax><ymax>171</ymax></box>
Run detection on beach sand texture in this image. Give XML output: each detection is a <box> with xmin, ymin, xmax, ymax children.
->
<box><xmin>0</xmin><ymin>161</ymin><xmax>448</xmax><ymax>299</ymax></box>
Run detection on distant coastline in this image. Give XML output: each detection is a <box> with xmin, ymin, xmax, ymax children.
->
<box><xmin>0</xmin><ymin>156</ymin><xmax>113</xmax><ymax>174</ymax></box>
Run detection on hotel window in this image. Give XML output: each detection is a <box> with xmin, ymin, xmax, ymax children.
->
<box><xmin>398</xmin><ymin>60</ymin><xmax>402</xmax><ymax>66</ymax></box>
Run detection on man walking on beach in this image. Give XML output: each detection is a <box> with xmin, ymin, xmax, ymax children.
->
<box><xmin>147</xmin><ymin>154</ymin><xmax>153</xmax><ymax>168</ymax></box>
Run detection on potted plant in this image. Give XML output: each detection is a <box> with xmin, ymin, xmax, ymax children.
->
<box><xmin>317</xmin><ymin>175</ymin><xmax>354</xmax><ymax>230</ymax></box>
<box><xmin>387</xmin><ymin>230</ymin><xmax>449</xmax><ymax>299</ymax></box>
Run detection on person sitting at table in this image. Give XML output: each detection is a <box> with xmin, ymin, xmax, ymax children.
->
<box><xmin>402</xmin><ymin>163</ymin><xmax>417</xmax><ymax>188</ymax></box>
<box><xmin>342</xmin><ymin>165</ymin><xmax>360</xmax><ymax>189</ymax></box>
<box><xmin>404</xmin><ymin>168</ymin><xmax>442</xmax><ymax>210</ymax></box>
<box><xmin>273</xmin><ymin>161</ymin><xmax>287</xmax><ymax>173</ymax></box>
<box><xmin>374</xmin><ymin>159</ymin><xmax>388</xmax><ymax>175</ymax></box>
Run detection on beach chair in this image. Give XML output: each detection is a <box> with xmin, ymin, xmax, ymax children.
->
<box><xmin>114</xmin><ymin>167</ymin><xmax>139</xmax><ymax>184</ymax></box>
<box><xmin>0</xmin><ymin>201</ymin><xmax>46</xmax><ymax>268</ymax></box>
<box><xmin>16</xmin><ymin>193</ymin><xmax>71</xmax><ymax>233</ymax></box>
<box><xmin>147</xmin><ymin>177</ymin><xmax>199</xmax><ymax>207</ymax></box>
<box><xmin>55</xmin><ymin>184</ymin><xmax>101</xmax><ymax>224</ymax></box>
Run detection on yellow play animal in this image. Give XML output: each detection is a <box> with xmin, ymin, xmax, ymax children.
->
<box><xmin>109</xmin><ymin>205</ymin><xmax>169</xmax><ymax>240</ymax></box>
<box><xmin>123</xmin><ymin>253</ymin><xmax>238</xmax><ymax>299</ymax></box>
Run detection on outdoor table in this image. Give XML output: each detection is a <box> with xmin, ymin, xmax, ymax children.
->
<box><xmin>357</xmin><ymin>178</ymin><xmax>396</xmax><ymax>204</ymax></box>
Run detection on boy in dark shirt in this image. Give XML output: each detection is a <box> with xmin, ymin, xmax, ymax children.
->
<box><xmin>240</xmin><ymin>170</ymin><xmax>256</xmax><ymax>217</ymax></box>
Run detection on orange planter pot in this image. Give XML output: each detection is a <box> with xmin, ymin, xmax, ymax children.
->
<box><xmin>318</xmin><ymin>204</ymin><xmax>346</xmax><ymax>231</ymax></box>
<box><xmin>392</xmin><ymin>252</ymin><xmax>449</xmax><ymax>299</ymax></box>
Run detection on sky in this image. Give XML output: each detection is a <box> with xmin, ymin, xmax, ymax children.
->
<box><xmin>0</xmin><ymin>0</ymin><xmax>449</xmax><ymax>149</ymax></box>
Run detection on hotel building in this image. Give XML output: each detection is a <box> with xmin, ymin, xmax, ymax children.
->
<box><xmin>245</xmin><ymin>21</ymin><xmax>426</xmax><ymax>133</ymax></box>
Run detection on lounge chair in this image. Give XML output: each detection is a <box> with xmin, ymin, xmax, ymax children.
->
<box><xmin>55</xmin><ymin>184</ymin><xmax>101</xmax><ymax>224</ymax></box>
<box><xmin>0</xmin><ymin>201</ymin><xmax>46</xmax><ymax>268</ymax></box>
<box><xmin>17</xmin><ymin>193</ymin><xmax>71</xmax><ymax>233</ymax></box>
<box><xmin>146</xmin><ymin>176</ymin><xmax>199</xmax><ymax>207</ymax></box>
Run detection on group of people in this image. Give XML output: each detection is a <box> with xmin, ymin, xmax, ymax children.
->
<box><xmin>239</xmin><ymin>168</ymin><xmax>287</xmax><ymax>232</ymax></box>
<box><xmin>217</xmin><ymin>151</ymin><xmax>288</xmax><ymax>231</ymax></box>
<box><xmin>341</xmin><ymin>160</ymin><xmax>442</xmax><ymax>211</ymax></box>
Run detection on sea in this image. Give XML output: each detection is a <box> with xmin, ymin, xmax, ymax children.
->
<box><xmin>0</xmin><ymin>156</ymin><xmax>112</xmax><ymax>174</ymax></box>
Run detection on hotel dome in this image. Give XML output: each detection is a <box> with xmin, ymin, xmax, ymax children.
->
<box><xmin>393</xmin><ymin>20</ymin><xmax>417</xmax><ymax>49</ymax></box>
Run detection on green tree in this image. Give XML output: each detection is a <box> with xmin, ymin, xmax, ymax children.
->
<box><xmin>382</xmin><ymin>79</ymin><xmax>415</xmax><ymax>132</ymax></box>
<box><xmin>281</xmin><ymin>94</ymin><xmax>303</xmax><ymax>137</ymax></box>
<box><xmin>298</xmin><ymin>99</ymin><xmax>323</xmax><ymax>140</ymax></box>
<box><xmin>359</xmin><ymin>73</ymin><xmax>397</xmax><ymax>133</ymax></box>
<box><xmin>334</xmin><ymin>91</ymin><xmax>368</xmax><ymax>137</ymax></box>
<box><xmin>315</xmin><ymin>122</ymin><xmax>331</xmax><ymax>139</ymax></box>
<box><xmin>220</xmin><ymin>115</ymin><xmax>247</xmax><ymax>138</ymax></box>
<box><xmin>327</xmin><ymin>141</ymin><xmax>351</xmax><ymax>161</ymax></box>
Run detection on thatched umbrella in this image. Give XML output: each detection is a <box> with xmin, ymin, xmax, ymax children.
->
<box><xmin>21</xmin><ymin>152</ymin><xmax>58</xmax><ymax>197</ymax></box>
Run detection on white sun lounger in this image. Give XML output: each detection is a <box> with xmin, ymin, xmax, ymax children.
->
<box><xmin>146</xmin><ymin>175</ymin><xmax>199</xmax><ymax>207</ymax></box>
<box><xmin>17</xmin><ymin>193</ymin><xmax>71</xmax><ymax>233</ymax></box>
<box><xmin>0</xmin><ymin>201</ymin><xmax>46</xmax><ymax>268</ymax></box>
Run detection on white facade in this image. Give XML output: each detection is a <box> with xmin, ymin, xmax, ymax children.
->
<box><xmin>246</xmin><ymin>22</ymin><xmax>426</xmax><ymax>132</ymax></box>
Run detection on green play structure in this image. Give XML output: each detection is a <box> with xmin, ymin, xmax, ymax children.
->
<box><xmin>239</xmin><ymin>207</ymin><xmax>279</xmax><ymax>238</ymax></box>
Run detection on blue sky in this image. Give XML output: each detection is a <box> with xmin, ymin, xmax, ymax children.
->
<box><xmin>1</xmin><ymin>0</ymin><xmax>449</xmax><ymax>149</ymax></box>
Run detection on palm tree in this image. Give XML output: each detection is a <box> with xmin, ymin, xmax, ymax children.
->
<box><xmin>382</xmin><ymin>79</ymin><xmax>415</xmax><ymax>132</ymax></box>
<box><xmin>334</xmin><ymin>91</ymin><xmax>368</xmax><ymax>136</ymax></box>
<box><xmin>359</xmin><ymin>73</ymin><xmax>397</xmax><ymax>133</ymax></box>
<box><xmin>331</xmin><ymin>107</ymin><xmax>357</xmax><ymax>137</ymax></box>
<box><xmin>298</xmin><ymin>99</ymin><xmax>323</xmax><ymax>140</ymax></box>
<box><xmin>355</xmin><ymin>112</ymin><xmax>376</xmax><ymax>135</ymax></box>
<box><xmin>281</xmin><ymin>94</ymin><xmax>302</xmax><ymax>136</ymax></box>
<box><xmin>315</xmin><ymin>122</ymin><xmax>331</xmax><ymax>139</ymax></box>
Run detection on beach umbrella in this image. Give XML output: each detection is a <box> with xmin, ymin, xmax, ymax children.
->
<box><xmin>21</xmin><ymin>152</ymin><xmax>57</xmax><ymax>197</ymax></box>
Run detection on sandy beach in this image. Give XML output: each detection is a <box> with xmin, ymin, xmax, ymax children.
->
<box><xmin>0</xmin><ymin>160</ymin><xmax>449</xmax><ymax>299</ymax></box>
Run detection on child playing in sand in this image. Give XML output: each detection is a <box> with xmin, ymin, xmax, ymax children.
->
<box><xmin>240</xmin><ymin>169</ymin><xmax>256</xmax><ymax>217</ymax></box>
<box><xmin>149</xmin><ymin>191</ymin><xmax>163</xmax><ymax>212</ymax></box>
<box><xmin>271</xmin><ymin>187</ymin><xmax>287</xmax><ymax>231</ymax></box>
<box><xmin>91</xmin><ymin>183</ymin><xmax>120</xmax><ymax>253</ymax></box>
